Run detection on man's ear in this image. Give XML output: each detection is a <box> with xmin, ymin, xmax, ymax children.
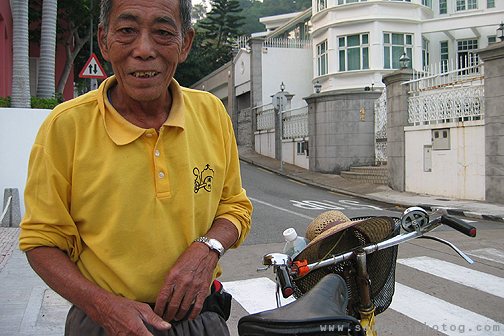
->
<box><xmin>178</xmin><ymin>28</ymin><xmax>195</xmax><ymax>64</ymax></box>
<box><xmin>97</xmin><ymin>24</ymin><xmax>111</xmax><ymax>62</ymax></box>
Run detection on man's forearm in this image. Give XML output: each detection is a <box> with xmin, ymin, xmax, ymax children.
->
<box><xmin>26</xmin><ymin>247</ymin><xmax>114</xmax><ymax>321</ymax></box>
<box><xmin>204</xmin><ymin>217</ymin><xmax>240</xmax><ymax>252</ymax></box>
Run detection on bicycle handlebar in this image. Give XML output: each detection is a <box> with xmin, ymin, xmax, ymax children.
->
<box><xmin>277</xmin><ymin>265</ymin><xmax>294</xmax><ymax>298</ymax></box>
<box><xmin>440</xmin><ymin>214</ymin><xmax>477</xmax><ymax>237</ymax></box>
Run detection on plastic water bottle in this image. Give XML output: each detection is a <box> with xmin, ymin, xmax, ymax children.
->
<box><xmin>282</xmin><ymin>228</ymin><xmax>310</xmax><ymax>258</ymax></box>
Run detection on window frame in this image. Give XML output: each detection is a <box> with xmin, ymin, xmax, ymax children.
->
<box><xmin>317</xmin><ymin>40</ymin><xmax>329</xmax><ymax>76</ymax></box>
<box><xmin>338</xmin><ymin>33</ymin><xmax>370</xmax><ymax>72</ymax></box>
<box><xmin>383</xmin><ymin>32</ymin><xmax>413</xmax><ymax>69</ymax></box>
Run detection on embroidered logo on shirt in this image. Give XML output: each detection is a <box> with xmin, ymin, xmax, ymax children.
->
<box><xmin>193</xmin><ymin>164</ymin><xmax>214</xmax><ymax>193</ymax></box>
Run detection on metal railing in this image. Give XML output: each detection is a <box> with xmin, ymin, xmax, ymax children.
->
<box><xmin>403</xmin><ymin>55</ymin><xmax>484</xmax><ymax>125</ymax></box>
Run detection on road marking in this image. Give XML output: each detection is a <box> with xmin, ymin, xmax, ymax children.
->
<box><xmin>248</xmin><ymin>197</ymin><xmax>314</xmax><ymax>220</ymax></box>
<box><xmin>329</xmin><ymin>191</ymin><xmax>354</xmax><ymax>198</ymax></box>
<box><xmin>466</xmin><ymin>248</ymin><xmax>504</xmax><ymax>265</ymax></box>
<box><xmin>290</xmin><ymin>199</ymin><xmax>384</xmax><ymax>211</ymax></box>
<box><xmin>222</xmin><ymin>277</ymin><xmax>294</xmax><ymax>314</ymax></box>
<box><xmin>398</xmin><ymin>256</ymin><xmax>504</xmax><ymax>299</ymax></box>
<box><xmin>287</xmin><ymin>179</ymin><xmax>306</xmax><ymax>186</ymax></box>
<box><xmin>391</xmin><ymin>283</ymin><xmax>504</xmax><ymax>336</ymax></box>
<box><xmin>257</xmin><ymin>167</ymin><xmax>273</xmax><ymax>174</ymax></box>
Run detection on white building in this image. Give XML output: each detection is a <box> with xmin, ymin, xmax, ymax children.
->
<box><xmin>311</xmin><ymin>0</ymin><xmax>503</xmax><ymax>92</ymax></box>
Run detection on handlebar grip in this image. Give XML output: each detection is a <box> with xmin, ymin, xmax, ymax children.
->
<box><xmin>441</xmin><ymin>214</ymin><xmax>476</xmax><ymax>237</ymax></box>
<box><xmin>277</xmin><ymin>265</ymin><xmax>294</xmax><ymax>298</ymax></box>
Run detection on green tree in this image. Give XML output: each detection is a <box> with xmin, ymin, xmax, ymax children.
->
<box><xmin>199</xmin><ymin>0</ymin><xmax>244</xmax><ymax>52</ymax></box>
<box><xmin>30</xmin><ymin>0</ymin><xmax>100</xmax><ymax>96</ymax></box>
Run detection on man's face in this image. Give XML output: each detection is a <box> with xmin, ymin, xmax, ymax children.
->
<box><xmin>98</xmin><ymin>0</ymin><xmax>194</xmax><ymax>103</ymax></box>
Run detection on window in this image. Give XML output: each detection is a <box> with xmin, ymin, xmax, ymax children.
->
<box><xmin>458</xmin><ymin>39</ymin><xmax>479</xmax><ymax>74</ymax></box>
<box><xmin>422</xmin><ymin>38</ymin><xmax>430</xmax><ymax>70</ymax></box>
<box><xmin>384</xmin><ymin>33</ymin><xmax>413</xmax><ymax>69</ymax></box>
<box><xmin>422</xmin><ymin>0</ymin><xmax>432</xmax><ymax>8</ymax></box>
<box><xmin>456</xmin><ymin>0</ymin><xmax>477</xmax><ymax>11</ymax></box>
<box><xmin>488</xmin><ymin>36</ymin><xmax>497</xmax><ymax>44</ymax></box>
<box><xmin>439</xmin><ymin>0</ymin><xmax>447</xmax><ymax>14</ymax></box>
<box><xmin>317</xmin><ymin>0</ymin><xmax>326</xmax><ymax>11</ymax></box>
<box><xmin>338</xmin><ymin>33</ymin><xmax>369</xmax><ymax>71</ymax></box>
<box><xmin>487</xmin><ymin>0</ymin><xmax>495</xmax><ymax>8</ymax></box>
<box><xmin>440</xmin><ymin>41</ymin><xmax>449</xmax><ymax>72</ymax></box>
<box><xmin>317</xmin><ymin>40</ymin><xmax>328</xmax><ymax>76</ymax></box>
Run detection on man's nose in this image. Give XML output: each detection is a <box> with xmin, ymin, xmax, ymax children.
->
<box><xmin>132</xmin><ymin>30</ymin><xmax>157</xmax><ymax>59</ymax></box>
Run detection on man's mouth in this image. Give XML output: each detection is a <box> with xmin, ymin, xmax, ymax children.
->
<box><xmin>131</xmin><ymin>71</ymin><xmax>159</xmax><ymax>78</ymax></box>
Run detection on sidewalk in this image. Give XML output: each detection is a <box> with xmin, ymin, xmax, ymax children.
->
<box><xmin>238</xmin><ymin>146</ymin><xmax>504</xmax><ymax>222</ymax></box>
<box><xmin>1</xmin><ymin>148</ymin><xmax>503</xmax><ymax>335</ymax></box>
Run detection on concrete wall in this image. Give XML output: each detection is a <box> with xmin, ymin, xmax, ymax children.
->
<box><xmin>305</xmin><ymin>90</ymin><xmax>382</xmax><ymax>174</ymax></box>
<box><xmin>261</xmin><ymin>47</ymin><xmax>313</xmax><ymax>109</ymax></box>
<box><xmin>0</xmin><ymin>108</ymin><xmax>51</xmax><ymax>214</ymax></box>
<box><xmin>405</xmin><ymin>121</ymin><xmax>485</xmax><ymax>200</ymax></box>
<box><xmin>479</xmin><ymin>42</ymin><xmax>504</xmax><ymax>204</ymax></box>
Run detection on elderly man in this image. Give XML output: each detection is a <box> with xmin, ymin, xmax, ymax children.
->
<box><xmin>18</xmin><ymin>0</ymin><xmax>252</xmax><ymax>335</ymax></box>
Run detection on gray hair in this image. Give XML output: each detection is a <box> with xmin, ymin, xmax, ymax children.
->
<box><xmin>99</xmin><ymin>0</ymin><xmax>192</xmax><ymax>37</ymax></box>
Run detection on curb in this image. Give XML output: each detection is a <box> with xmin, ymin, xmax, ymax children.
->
<box><xmin>240</xmin><ymin>156</ymin><xmax>504</xmax><ymax>223</ymax></box>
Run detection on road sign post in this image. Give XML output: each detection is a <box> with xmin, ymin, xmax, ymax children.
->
<box><xmin>272</xmin><ymin>91</ymin><xmax>287</xmax><ymax>170</ymax></box>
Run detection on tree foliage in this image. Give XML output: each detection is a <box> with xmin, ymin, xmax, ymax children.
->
<box><xmin>29</xmin><ymin>0</ymin><xmax>110</xmax><ymax>96</ymax></box>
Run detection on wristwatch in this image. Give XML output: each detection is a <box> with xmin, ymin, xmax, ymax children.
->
<box><xmin>194</xmin><ymin>237</ymin><xmax>225</xmax><ymax>258</ymax></box>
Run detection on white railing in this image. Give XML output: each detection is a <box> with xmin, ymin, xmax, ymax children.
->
<box><xmin>0</xmin><ymin>196</ymin><xmax>12</xmax><ymax>223</ymax></box>
<box><xmin>255</xmin><ymin>103</ymin><xmax>275</xmax><ymax>131</ymax></box>
<box><xmin>283</xmin><ymin>106</ymin><xmax>309</xmax><ymax>139</ymax></box>
<box><xmin>263</xmin><ymin>38</ymin><xmax>312</xmax><ymax>49</ymax></box>
<box><xmin>374</xmin><ymin>88</ymin><xmax>387</xmax><ymax>163</ymax></box>
<box><xmin>255</xmin><ymin>104</ymin><xmax>309</xmax><ymax>139</ymax></box>
<box><xmin>404</xmin><ymin>56</ymin><xmax>484</xmax><ymax>125</ymax></box>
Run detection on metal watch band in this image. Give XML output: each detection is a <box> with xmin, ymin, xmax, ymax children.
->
<box><xmin>194</xmin><ymin>237</ymin><xmax>225</xmax><ymax>258</ymax></box>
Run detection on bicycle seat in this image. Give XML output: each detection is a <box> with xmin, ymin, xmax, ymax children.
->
<box><xmin>238</xmin><ymin>274</ymin><xmax>365</xmax><ymax>336</ymax></box>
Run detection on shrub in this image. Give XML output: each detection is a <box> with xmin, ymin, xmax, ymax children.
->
<box><xmin>0</xmin><ymin>96</ymin><xmax>11</xmax><ymax>107</ymax></box>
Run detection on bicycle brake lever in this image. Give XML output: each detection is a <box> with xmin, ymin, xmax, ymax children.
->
<box><xmin>419</xmin><ymin>235</ymin><xmax>474</xmax><ymax>264</ymax></box>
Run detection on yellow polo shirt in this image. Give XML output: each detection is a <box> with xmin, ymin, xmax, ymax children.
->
<box><xmin>19</xmin><ymin>76</ymin><xmax>252</xmax><ymax>303</ymax></box>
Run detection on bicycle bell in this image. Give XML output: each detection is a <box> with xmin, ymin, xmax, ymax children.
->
<box><xmin>401</xmin><ymin>207</ymin><xmax>429</xmax><ymax>233</ymax></box>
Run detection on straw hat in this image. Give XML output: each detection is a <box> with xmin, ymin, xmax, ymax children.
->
<box><xmin>295</xmin><ymin>210</ymin><xmax>395</xmax><ymax>264</ymax></box>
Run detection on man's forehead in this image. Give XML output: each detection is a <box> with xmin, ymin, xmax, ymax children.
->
<box><xmin>111</xmin><ymin>0</ymin><xmax>180</xmax><ymax>22</ymax></box>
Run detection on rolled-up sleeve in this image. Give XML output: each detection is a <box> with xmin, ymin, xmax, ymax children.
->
<box><xmin>19</xmin><ymin>119</ymin><xmax>82</xmax><ymax>263</ymax></box>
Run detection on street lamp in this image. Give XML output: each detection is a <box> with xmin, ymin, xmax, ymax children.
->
<box><xmin>399</xmin><ymin>51</ymin><xmax>411</xmax><ymax>69</ymax></box>
<box><xmin>314</xmin><ymin>81</ymin><xmax>322</xmax><ymax>93</ymax></box>
<box><xmin>497</xmin><ymin>22</ymin><xmax>504</xmax><ymax>42</ymax></box>
<box><xmin>280</xmin><ymin>82</ymin><xmax>285</xmax><ymax>92</ymax></box>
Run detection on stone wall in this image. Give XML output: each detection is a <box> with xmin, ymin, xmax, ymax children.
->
<box><xmin>478</xmin><ymin>42</ymin><xmax>504</xmax><ymax>204</ymax></box>
<box><xmin>305</xmin><ymin>90</ymin><xmax>382</xmax><ymax>174</ymax></box>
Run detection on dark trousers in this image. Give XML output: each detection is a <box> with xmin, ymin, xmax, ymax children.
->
<box><xmin>65</xmin><ymin>305</ymin><xmax>230</xmax><ymax>336</ymax></box>
<box><xmin>65</xmin><ymin>281</ymin><xmax>232</xmax><ymax>336</ymax></box>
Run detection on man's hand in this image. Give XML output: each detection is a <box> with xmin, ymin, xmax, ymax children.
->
<box><xmin>154</xmin><ymin>242</ymin><xmax>219</xmax><ymax>322</ymax></box>
<box><xmin>92</xmin><ymin>294</ymin><xmax>171</xmax><ymax>336</ymax></box>
<box><xmin>154</xmin><ymin>217</ymin><xmax>239</xmax><ymax>322</ymax></box>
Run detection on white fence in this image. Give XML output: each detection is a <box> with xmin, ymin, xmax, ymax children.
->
<box><xmin>404</xmin><ymin>55</ymin><xmax>484</xmax><ymax>125</ymax></box>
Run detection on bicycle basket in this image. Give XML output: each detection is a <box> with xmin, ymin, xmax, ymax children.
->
<box><xmin>292</xmin><ymin>211</ymin><xmax>401</xmax><ymax>318</ymax></box>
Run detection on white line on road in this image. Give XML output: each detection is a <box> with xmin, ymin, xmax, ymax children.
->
<box><xmin>391</xmin><ymin>283</ymin><xmax>504</xmax><ymax>336</ymax></box>
<box><xmin>222</xmin><ymin>277</ymin><xmax>294</xmax><ymax>314</ymax></box>
<box><xmin>466</xmin><ymin>248</ymin><xmax>504</xmax><ymax>265</ymax></box>
<box><xmin>397</xmin><ymin>256</ymin><xmax>504</xmax><ymax>299</ymax></box>
<box><xmin>248</xmin><ymin>197</ymin><xmax>314</xmax><ymax>220</ymax></box>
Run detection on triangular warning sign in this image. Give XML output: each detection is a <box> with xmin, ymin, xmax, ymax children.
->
<box><xmin>79</xmin><ymin>53</ymin><xmax>108</xmax><ymax>79</ymax></box>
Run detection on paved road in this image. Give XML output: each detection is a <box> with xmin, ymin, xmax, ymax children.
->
<box><xmin>221</xmin><ymin>163</ymin><xmax>504</xmax><ymax>336</ymax></box>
